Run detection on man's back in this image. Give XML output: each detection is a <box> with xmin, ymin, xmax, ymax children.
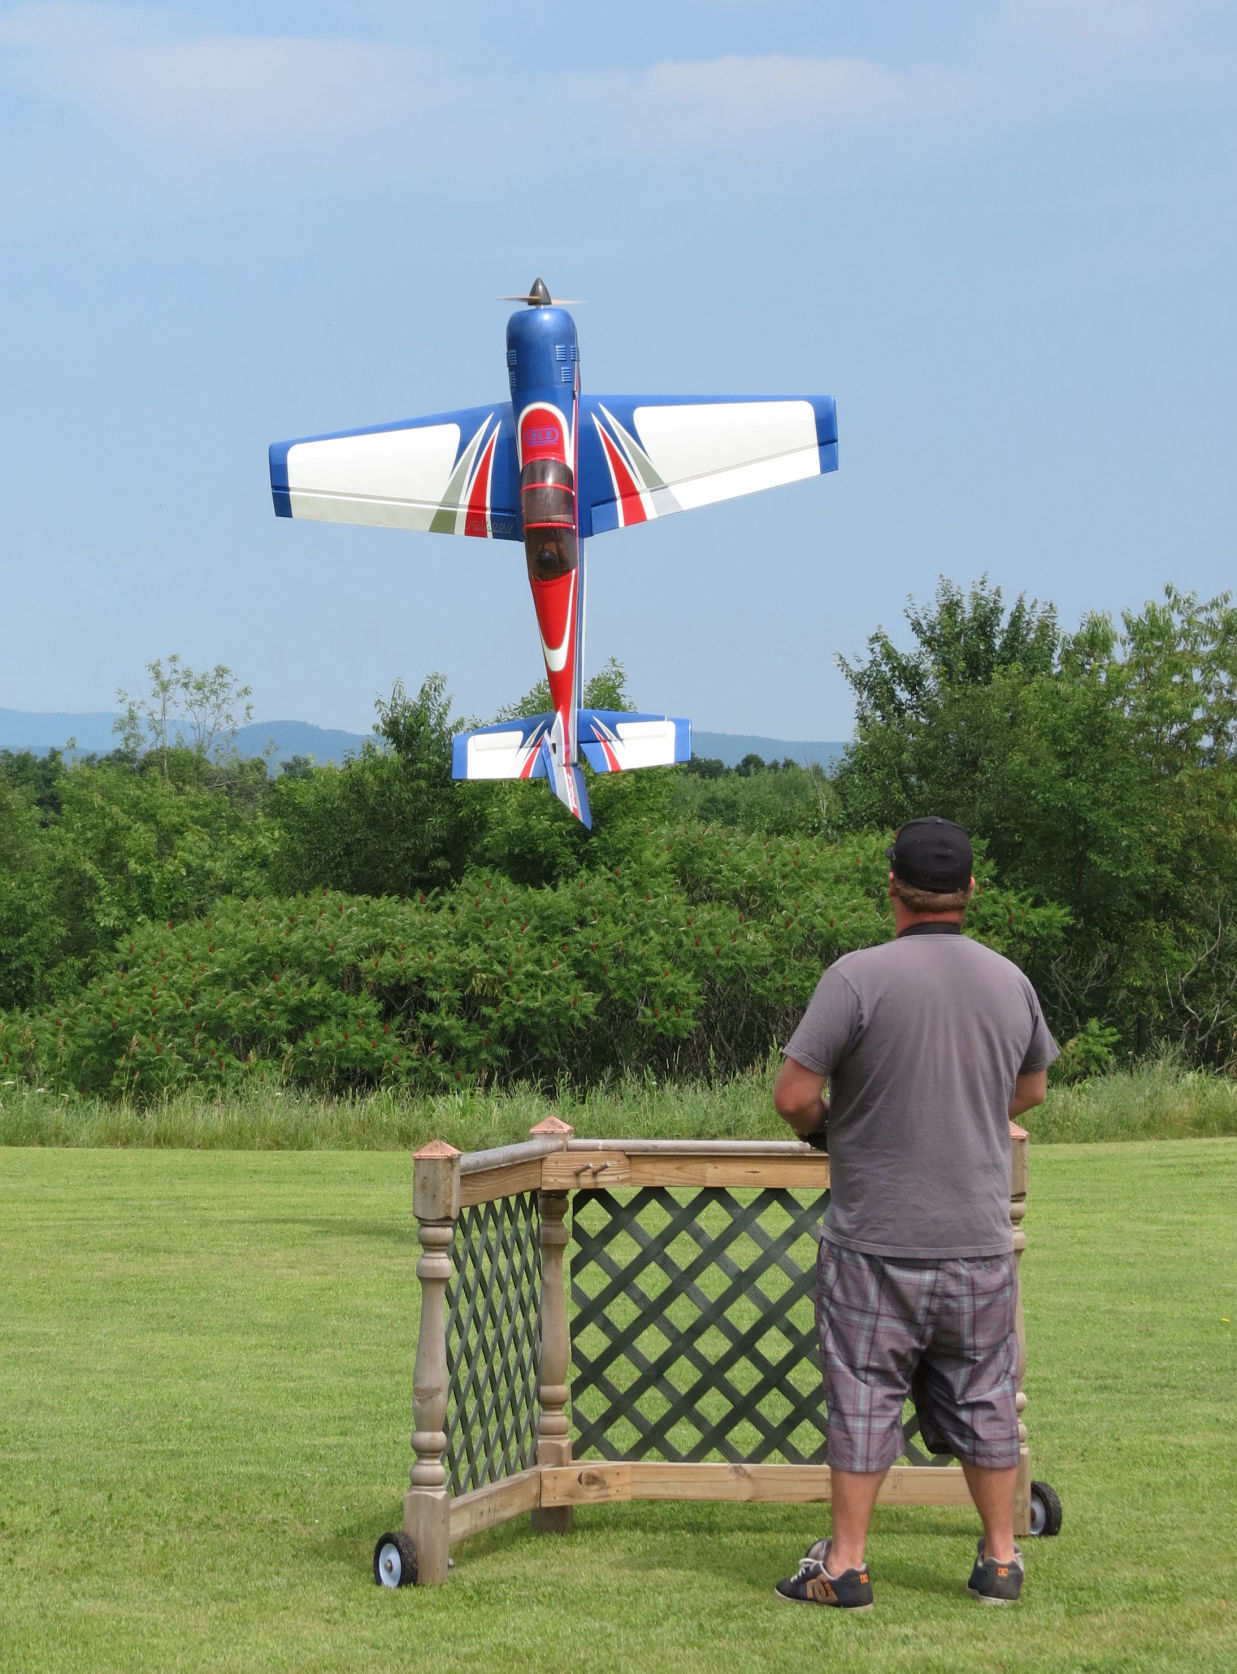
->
<box><xmin>785</xmin><ymin>930</ymin><xmax>1054</xmax><ymax>1258</ymax></box>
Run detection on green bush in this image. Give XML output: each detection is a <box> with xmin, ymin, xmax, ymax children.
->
<box><xmin>1</xmin><ymin>827</ymin><xmax>1067</xmax><ymax>1103</ymax></box>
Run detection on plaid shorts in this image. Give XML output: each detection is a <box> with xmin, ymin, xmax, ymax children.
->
<box><xmin>815</xmin><ymin>1240</ymin><xmax>1020</xmax><ymax>1474</ymax></box>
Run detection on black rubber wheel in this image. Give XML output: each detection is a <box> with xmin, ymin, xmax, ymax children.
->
<box><xmin>1028</xmin><ymin>1480</ymin><xmax>1063</xmax><ymax>1537</ymax></box>
<box><xmin>373</xmin><ymin>1530</ymin><xmax>418</xmax><ymax>1587</ymax></box>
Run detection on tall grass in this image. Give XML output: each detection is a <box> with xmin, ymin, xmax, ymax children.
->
<box><xmin>1036</xmin><ymin>1058</ymin><xmax>1237</xmax><ymax>1142</ymax></box>
<box><xmin>2</xmin><ymin>1057</ymin><xmax>1234</xmax><ymax>1150</ymax></box>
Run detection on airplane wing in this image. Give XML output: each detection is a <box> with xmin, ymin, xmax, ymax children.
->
<box><xmin>269</xmin><ymin>404</ymin><xmax>522</xmax><ymax>540</ymax></box>
<box><xmin>578</xmin><ymin>395</ymin><xmax>836</xmax><ymax>536</ymax></box>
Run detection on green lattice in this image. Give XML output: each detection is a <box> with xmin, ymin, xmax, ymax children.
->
<box><xmin>570</xmin><ymin>1186</ymin><xmax>950</xmax><ymax>1467</ymax></box>
<box><xmin>444</xmin><ymin>1193</ymin><xmax>541</xmax><ymax>1496</ymax></box>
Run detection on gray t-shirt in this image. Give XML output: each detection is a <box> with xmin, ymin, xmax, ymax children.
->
<box><xmin>785</xmin><ymin>928</ymin><xmax>1058</xmax><ymax>1259</ymax></box>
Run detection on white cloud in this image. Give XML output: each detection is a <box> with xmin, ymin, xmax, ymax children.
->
<box><xmin>87</xmin><ymin>37</ymin><xmax>435</xmax><ymax>143</ymax></box>
<box><xmin>559</xmin><ymin>54</ymin><xmax>979</xmax><ymax>148</ymax></box>
<box><xmin>0</xmin><ymin>1</ymin><xmax>1228</xmax><ymax>190</ymax></box>
<box><xmin>0</xmin><ymin>5</ymin><xmax>455</xmax><ymax>151</ymax></box>
<box><xmin>996</xmin><ymin>0</ymin><xmax>1208</xmax><ymax>56</ymax></box>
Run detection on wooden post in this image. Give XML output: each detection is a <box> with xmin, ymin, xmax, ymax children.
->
<box><xmin>403</xmin><ymin>1139</ymin><xmax>461</xmax><ymax>1585</ymax></box>
<box><xmin>1009</xmin><ymin>1123</ymin><xmax>1031</xmax><ymax>1539</ymax></box>
<box><xmin>529</xmin><ymin>1116</ymin><xmax>574</xmax><ymax>1533</ymax></box>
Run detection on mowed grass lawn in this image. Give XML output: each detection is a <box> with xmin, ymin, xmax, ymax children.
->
<box><xmin>1</xmin><ymin>1140</ymin><xmax>1233</xmax><ymax>1674</ymax></box>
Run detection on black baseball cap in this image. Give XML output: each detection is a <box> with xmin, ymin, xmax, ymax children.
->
<box><xmin>885</xmin><ymin>817</ymin><xmax>973</xmax><ymax>893</ymax></box>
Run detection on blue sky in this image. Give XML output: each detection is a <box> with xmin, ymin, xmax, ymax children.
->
<box><xmin>1</xmin><ymin>1</ymin><xmax>1233</xmax><ymax>739</ymax></box>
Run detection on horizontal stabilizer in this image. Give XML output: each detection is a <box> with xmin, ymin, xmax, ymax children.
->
<box><xmin>578</xmin><ymin>709</ymin><xmax>691</xmax><ymax>772</ymax></box>
<box><xmin>452</xmin><ymin>715</ymin><xmax>550</xmax><ymax>781</ymax></box>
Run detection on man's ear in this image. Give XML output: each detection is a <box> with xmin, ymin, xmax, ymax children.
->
<box><xmin>888</xmin><ymin>871</ymin><xmax>897</xmax><ymax>899</ymax></box>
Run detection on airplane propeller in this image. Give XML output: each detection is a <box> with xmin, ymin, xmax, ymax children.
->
<box><xmin>500</xmin><ymin>277</ymin><xmax>582</xmax><ymax>307</ymax></box>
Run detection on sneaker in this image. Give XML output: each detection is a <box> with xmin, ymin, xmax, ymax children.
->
<box><xmin>967</xmin><ymin>1539</ymin><xmax>1024</xmax><ymax>1604</ymax></box>
<box><xmin>774</xmin><ymin>1538</ymin><xmax>874</xmax><ymax>1611</ymax></box>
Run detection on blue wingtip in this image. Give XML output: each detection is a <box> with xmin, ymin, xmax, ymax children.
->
<box><xmin>269</xmin><ymin>442</ymin><xmax>293</xmax><ymax>518</ymax></box>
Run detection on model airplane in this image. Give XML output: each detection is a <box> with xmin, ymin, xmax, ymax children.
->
<box><xmin>269</xmin><ymin>279</ymin><xmax>837</xmax><ymax>826</ymax></box>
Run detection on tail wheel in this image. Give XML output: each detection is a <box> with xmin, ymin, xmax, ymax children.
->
<box><xmin>1028</xmin><ymin>1480</ymin><xmax>1063</xmax><ymax>1537</ymax></box>
<box><xmin>373</xmin><ymin>1530</ymin><xmax>418</xmax><ymax>1587</ymax></box>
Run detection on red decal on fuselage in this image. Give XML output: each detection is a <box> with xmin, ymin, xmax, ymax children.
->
<box><xmin>520</xmin><ymin>405</ymin><xmax>570</xmax><ymax>465</ymax></box>
<box><xmin>520</xmin><ymin>393</ymin><xmax>580</xmax><ymax>765</ymax></box>
<box><xmin>530</xmin><ymin>570</ymin><xmax>577</xmax><ymax>716</ymax></box>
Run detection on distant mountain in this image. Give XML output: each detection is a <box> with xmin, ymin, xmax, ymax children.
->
<box><xmin>692</xmin><ymin>731</ymin><xmax>847</xmax><ymax>771</ymax></box>
<box><xmin>0</xmin><ymin>708</ymin><xmax>120</xmax><ymax>754</ymax></box>
<box><xmin>0</xmin><ymin>709</ymin><xmax>370</xmax><ymax>766</ymax></box>
<box><xmin>232</xmin><ymin>721</ymin><xmax>372</xmax><ymax>765</ymax></box>
<box><xmin>0</xmin><ymin>710</ymin><xmax>848</xmax><ymax>773</ymax></box>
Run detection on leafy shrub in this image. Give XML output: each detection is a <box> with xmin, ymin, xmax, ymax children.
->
<box><xmin>1051</xmin><ymin>1018</ymin><xmax>1121</xmax><ymax>1084</ymax></box>
<box><xmin>1</xmin><ymin>827</ymin><xmax>1068</xmax><ymax>1102</ymax></box>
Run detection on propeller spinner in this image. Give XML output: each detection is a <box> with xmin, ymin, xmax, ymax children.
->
<box><xmin>500</xmin><ymin>277</ymin><xmax>582</xmax><ymax>307</ymax></box>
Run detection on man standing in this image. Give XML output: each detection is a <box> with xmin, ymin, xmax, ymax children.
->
<box><xmin>773</xmin><ymin>817</ymin><xmax>1057</xmax><ymax>1610</ymax></box>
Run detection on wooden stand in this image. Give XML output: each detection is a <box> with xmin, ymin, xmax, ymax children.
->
<box><xmin>399</xmin><ymin>1123</ymin><xmax>1038</xmax><ymax>1580</ymax></box>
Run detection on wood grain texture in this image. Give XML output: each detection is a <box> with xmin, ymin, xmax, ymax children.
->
<box><xmin>448</xmin><ymin>1471</ymin><xmax>540</xmax><ymax>1544</ymax></box>
<box><xmin>538</xmin><ymin>1462</ymin><xmax>974</xmax><ymax>1508</ymax></box>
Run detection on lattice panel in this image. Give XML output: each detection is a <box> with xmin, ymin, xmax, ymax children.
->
<box><xmin>570</xmin><ymin>1186</ymin><xmax>946</xmax><ymax>1467</ymax></box>
<box><xmin>444</xmin><ymin>1193</ymin><xmax>541</xmax><ymax>1496</ymax></box>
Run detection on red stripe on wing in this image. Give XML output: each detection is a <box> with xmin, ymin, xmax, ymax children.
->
<box><xmin>464</xmin><ymin>429</ymin><xmax>497</xmax><ymax>537</ymax></box>
<box><xmin>597</xmin><ymin>424</ymin><xmax>648</xmax><ymax>527</ymax></box>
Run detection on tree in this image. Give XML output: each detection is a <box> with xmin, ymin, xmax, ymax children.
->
<box><xmin>830</xmin><ymin>576</ymin><xmax>1059</xmax><ymax>830</ymax></box>
<box><xmin>115</xmin><ymin>656</ymin><xmax>254</xmax><ymax>775</ymax></box>
<box><xmin>272</xmin><ymin>673</ymin><xmax>478</xmax><ymax>896</ymax></box>
<box><xmin>832</xmin><ymin>579</ymin><xmax>1237</xmax><ymax>1066</ymax></box>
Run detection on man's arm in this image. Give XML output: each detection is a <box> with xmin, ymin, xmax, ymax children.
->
<box><xmin>1009</xmin><ymin>1069</ymin><xmax>1048</xmax><ymax>1120</ymax></box>
<box><xmin>774</xmin><ymin>1056</ymin><xmax>830</xmax><ymax>1141</ymax></box>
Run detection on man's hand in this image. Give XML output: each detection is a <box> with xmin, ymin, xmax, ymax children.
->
<box><xmin>774</xmin><ymin>1056</ymin><xmax>830</xmax><ymax>1140</ymax></box>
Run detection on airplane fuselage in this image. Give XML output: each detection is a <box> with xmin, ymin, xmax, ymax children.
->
<box><xmin>507</xmin><ymin>304</ymin><xmax>584</xmax><ymax>815</ymax></box>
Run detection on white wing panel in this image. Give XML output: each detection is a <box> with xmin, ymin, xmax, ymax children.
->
<box><xmin>285</xmin><ymin>424</ymin><xmax>461</xmax><ymax>530</ymax></box>
<box><xmin>634</xmin><ymin>400</ymin><xmax>820</xmax><ymax>513</ymax></box>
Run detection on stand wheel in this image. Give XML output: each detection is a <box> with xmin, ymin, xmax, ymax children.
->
<box><xmin>1028</xmin><ymin>1480</ymin><xmax>1062</xmax><ymax>1537</ymax></box>
<box><xmin>373</xmin><ymin>1530</ymin><xmax>418</xmax><ymax>1587</ymax></box>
